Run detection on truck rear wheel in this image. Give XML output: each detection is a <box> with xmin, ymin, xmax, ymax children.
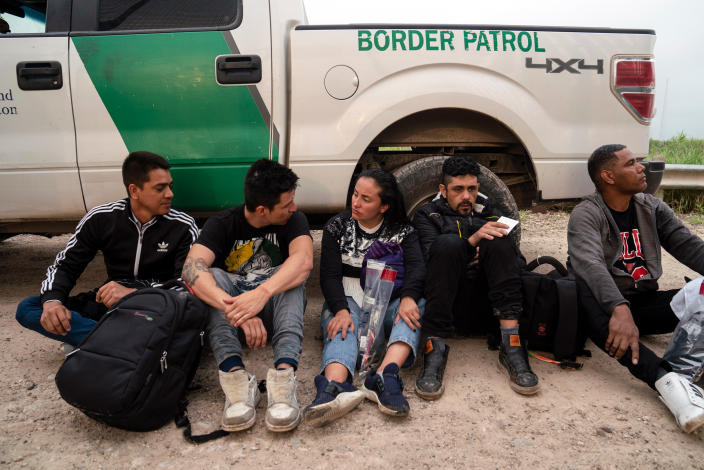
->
<box><xmin>393</xmin><ymin>156</ymin><xmax>521</xmax><ymax>245</ymax></box>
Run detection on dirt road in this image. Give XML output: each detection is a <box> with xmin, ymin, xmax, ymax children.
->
<box><xmin>1</xmin><ymin>212</ymin><xmax>703</xmax><ymax>469</ymax></box>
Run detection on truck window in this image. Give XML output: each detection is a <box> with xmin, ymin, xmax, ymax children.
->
<box><xmin>96</xmin><ymin>0</ymin><xmax>238</xmax><ymax>31</ymax></box>
<box><xmin>0</xmin><ymin>1</ymin><xmax>47</xmax><ymax>34</ymax></box>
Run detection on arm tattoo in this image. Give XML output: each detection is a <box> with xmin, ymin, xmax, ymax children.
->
<box><xmin>182</xmin><ymin>256</ymin><xmax>210</xmax><ymax>286</ymax></box>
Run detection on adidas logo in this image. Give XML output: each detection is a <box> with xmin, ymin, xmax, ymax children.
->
<box><xmin>157</xmin><ymin>241</ymin><xmax>169</xmax><ymax>252</ymax></box>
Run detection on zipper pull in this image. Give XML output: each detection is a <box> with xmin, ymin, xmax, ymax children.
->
<box><xmin>200</xmin><ymin>331</ymin><xmax>205</xmax><ymax>347</ymax></box>
<box><xmin>160</xmin><ymin>351</ymin><xmax>168</xmax><ymax>373</ymax></box>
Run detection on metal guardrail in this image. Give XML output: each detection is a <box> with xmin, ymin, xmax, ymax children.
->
<box><xmin>660</xmin><ymin>164</ymin><xmax>704</xmax><ymax>190</ymax></box>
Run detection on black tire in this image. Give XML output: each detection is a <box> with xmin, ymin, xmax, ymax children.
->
<box><xmin>393</xmin><ymin>156</ymin><xmax>521</xmax><ymax>246</ymax></box>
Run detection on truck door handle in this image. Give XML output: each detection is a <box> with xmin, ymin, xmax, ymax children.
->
<box><xmin>219</xmin><ymin>61</ymin><xmax>258</xmax><ymax>70</ymax></box>
<box><xmin>16</xmin><ymin>61</ymin><xmax>63</xmax><ymax>90</ymax></box>
<box><xmin>216</xmin><ymin>55</ymin><xmax>261</xmax><ymax>85</ymax></box>
<box><xmin>19</xmin><ymin>65</ymin><xmax>60</xmax><ymax>76</ymax></box>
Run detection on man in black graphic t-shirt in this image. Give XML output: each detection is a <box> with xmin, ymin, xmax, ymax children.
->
<box><xmin>567</xmin><ymin>144</ymin><xmax>704</xmax><ymax>433</ymax></box>
<box><xmin>609</xmin><ymin>202</ymin><xmax>649</xmax><ymax>281</ymax></box>
<box><xmin>182</xmin><ymin>160</ymin><xmax>313</xmax><ymax>433</ymax></box>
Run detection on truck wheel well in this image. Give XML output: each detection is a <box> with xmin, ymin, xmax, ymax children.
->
<box><xmin>352</xmin><ymin>107</ymin><xmax>537</xmax><ymax>209</ymax></box>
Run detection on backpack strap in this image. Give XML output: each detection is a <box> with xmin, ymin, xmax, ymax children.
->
<box><xmin>154</xmin><ymin>278</ymin><xmax>190</xmax><ymax>292</ymax></box>
<box><xmin>552</xmin><ymin>277</ymin><xmax>580</xmax><ymax>361</ymax></box>
<box><xmin>529</xmin><ymin>351</ymin><xmax>583</xmax><ymax>370</ymax></box>
<box><xmin>175</xmin><ymin>400</ymin><xmax>229</xmax><ymax>444</ymax></box>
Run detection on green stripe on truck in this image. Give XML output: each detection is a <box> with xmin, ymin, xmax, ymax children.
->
<box><xmin>73</xmin><ymin>31</ymin><xmax>271</xmax><ymax>210</ymax></box>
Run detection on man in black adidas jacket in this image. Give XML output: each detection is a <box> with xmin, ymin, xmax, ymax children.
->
<box><xmin>412</xmin><ymin>156</ymin><xmax>538</xmax><ymax>399</ymax></box>
<box><xmin>16</xmin><ymin>151</ymin><xmax>198</xmax><ymax>348</ymax></box>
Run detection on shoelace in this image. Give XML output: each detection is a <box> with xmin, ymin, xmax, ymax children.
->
<box><xmin>227</xmin><ymin>374</ymin><xmax>253</xmax><ymax>403</ymax></box>
<box><xmin>270</xmin><ymin>376</ymin><xmax>294</xmax><ymax>404</ymax></box>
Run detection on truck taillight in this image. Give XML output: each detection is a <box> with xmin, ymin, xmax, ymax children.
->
<box><xmin>612</xmin><ymin>57</ymin><xmax>655</xmax><ymax>123</ymax></box>
<box><xmin>615</xmin><ymin>61</ymin><xmax>654</xmax><ymax>87</ymax></box>
<box><xmin>621</xmin><ymin>93</ymin><xmax>654</xmax><ymax>120</ymax></box>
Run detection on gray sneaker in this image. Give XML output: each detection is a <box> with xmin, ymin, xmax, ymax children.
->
<box><xmin>265</xmin><ymin>368</ymin><xmax>301</xmax><ymax>432</ymax></box>
<box><xmin>219</xmin><ymin>369</ymin><xmax>260</xmax><ymax>431</ymax></box>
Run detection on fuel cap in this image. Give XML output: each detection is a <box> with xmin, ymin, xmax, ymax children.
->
<box><xmin>324</xmin><ymin>65</ymin><xmax>359</xmax><ymax>100</ymax></box>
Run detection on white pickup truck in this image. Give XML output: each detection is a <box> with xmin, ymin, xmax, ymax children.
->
<box><xmin>0</xmin><ymin>0</ymin><xmax>661</xmax><ymax>235</ymax></box>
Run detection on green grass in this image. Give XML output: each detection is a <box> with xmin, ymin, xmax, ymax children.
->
<box><xmin>687</xmin><ymin>214</ymin><xmax>704</xmax><ymax>225</ymax></box>
<box><xmin>649</xmin><ymin>133</ymin><xmax>704</xmax><ymax>164</ymax></box>
<box><xmin>650</xmin><ymin>134</ymin><xmax>703</xmax><ymax>215</ymax></box>
<box><xmin>662</xmin><ymin>189</ymin><xmax>704</xmax><ymax>215</ymax></box>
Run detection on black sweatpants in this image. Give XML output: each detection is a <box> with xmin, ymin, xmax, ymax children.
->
<box><xmin>576</xmin><ymin>277</ymin><xmax>679</xmax><ymax>388</ymax></box>
<box><xmin>422</xmin><ymin>234</ymin><xmax>523</xmax><ymax>338</ymax></box>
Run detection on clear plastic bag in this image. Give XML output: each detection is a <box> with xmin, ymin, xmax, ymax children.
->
<box><xmin>663</xmin><ymin>277</ymin><xmax>704</xmax><ymax>386</ymax></box>
<box><xmin>357</xmin><ymin>264</ymin><xmax>397</xmax><ymax>377</ymax></box>
<box><xmin>357</xmin><ymin>260</ymin><xmax>384</xmax><ymax>348</ymax></box>
<box><xmin>360</xmin><ymin>260</ymin><xmax>385</xmax><ymax>316</ymax></box>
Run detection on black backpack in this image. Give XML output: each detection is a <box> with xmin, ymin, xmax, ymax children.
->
<box><xmin>518</xmin><ymin>256</ymin><xmax>588</xmax><ymax>365</ymax></box>
<box><xmin>55</xmin><ymin>285</ymin><xmax>212</xmax><ymax>434</ymax></box>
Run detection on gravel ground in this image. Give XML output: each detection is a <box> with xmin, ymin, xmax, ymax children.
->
<box><xmin>1</xmin><ymin>212</ymin><xmax>703</xmax><ymax>469</ymax></box>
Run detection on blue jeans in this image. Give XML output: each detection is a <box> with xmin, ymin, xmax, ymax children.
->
<box><xmin>206</xmin><ymin>267</ymin><xmax>305</xmax><ymax>368</ymax></box>
<box><xmin>15</xmin><ymin>296</ymin><xmax>97</xmax><ymax>346</ymax></box>
<box><xmin>320</xmin><ymin>296</ymin><xmax>425</xmax><ymax>378</ymax></box>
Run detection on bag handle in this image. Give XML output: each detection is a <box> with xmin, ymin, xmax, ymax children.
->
<box><xmin>526</xmin><ymin>256</ymin><xmax>568</xmax><ymax>276</ymax></box>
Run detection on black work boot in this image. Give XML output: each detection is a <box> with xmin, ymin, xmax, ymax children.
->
<box><xmin>415</xmin><ymin>337</ymin><xmax>450</xmax><ymax>400</ymax></box>
<box><xmin>498</xmin><ymin>328</ymin><xmax>539</xmax><ymax>395</ymax></box>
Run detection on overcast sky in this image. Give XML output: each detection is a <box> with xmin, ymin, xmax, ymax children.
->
<box><xmin>303</xmin><ymin>0</ymin><xmax>704</xmax><ymax>140</ymax></box>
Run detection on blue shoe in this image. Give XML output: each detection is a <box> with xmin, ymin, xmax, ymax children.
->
<box><xmin>304</xmin><ymin>375</ymin><xmax>366</xmax><ymax>427</ymax></box>
<box><xmin>363</xmin><ymin>363</ymin><xmax>410</xmax><ymax>416</ymax></box>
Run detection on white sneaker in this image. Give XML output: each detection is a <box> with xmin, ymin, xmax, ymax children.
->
<box><xmin>265</xmin><ymin>368</ymin><xmax>301</xmax><ymax>432</ymax></box>
<box><xmin>218</xmin><ymin>369</ymin><xmax>261</xmax><ymax>431</ymax></box>
<box><xmin>655</xmin><ymin>372</ymin><xmax>704</xmax><ymax>433</ymax></box>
